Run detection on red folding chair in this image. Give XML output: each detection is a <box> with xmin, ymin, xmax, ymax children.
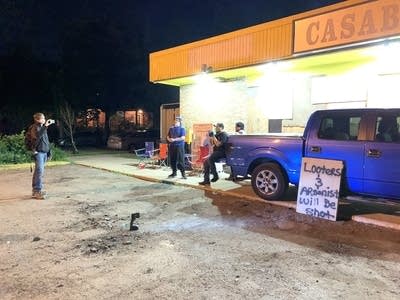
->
<box><xmin>187</xmin><ymin>145</ymin><xmax>210</xmax><ymax>176</ymax></box>
<box><xmin>150</xmin><ymin>143</ymin><xmax>168</xmax><ymax>168</ymax></box>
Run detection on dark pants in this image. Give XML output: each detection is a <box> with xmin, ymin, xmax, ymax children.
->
<box><xmin>203</xmin><ymin>151</ymin><xmax>225</xmax><ymax>182</ymax></box>
<box><xmin>169</xmin><ymin>144</ymin><xmax>185</xmax><ymax>175</ymax></box>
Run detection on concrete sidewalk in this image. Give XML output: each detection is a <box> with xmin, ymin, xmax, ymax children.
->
<box><xmin>71</xmin><ymin>154</ymin><xmax>297</xmax><ymax>209</ymax></box>
<box><xmin>71</xmin><ymin>154</ymin><xmax>400</xmax><ymax>230</ymax></box>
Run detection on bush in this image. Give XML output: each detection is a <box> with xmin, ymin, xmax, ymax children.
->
<box><xmin>0</xmin><ymin>131</ymin><xmax>67</xmax><ymax>164</ymax></box>
<box><xmin>50</xmin><ymin>144</ymin><xmax>68</xmax><ymax>161</ymax></box>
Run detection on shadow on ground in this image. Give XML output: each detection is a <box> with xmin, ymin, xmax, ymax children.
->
<box><xmin>203</xmin><ymin>190</ymin><xmax>400</xmax><ymax>259</ymax></box>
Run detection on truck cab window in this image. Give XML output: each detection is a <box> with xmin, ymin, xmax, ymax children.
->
<box><xmin>375</xmin><ymin>115</ymin><xmax>400</xmax><ymax>142</ymax></box>
<box><xmin>318</xmin><ymin>116</ymin><xmax>361</xmax><ymax>141</ymax></box>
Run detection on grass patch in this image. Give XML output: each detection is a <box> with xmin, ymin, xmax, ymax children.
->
<box><xmin>0</xmin><ymin>161</ymin><xmax>70</xmax><ymax>171</ymax></box>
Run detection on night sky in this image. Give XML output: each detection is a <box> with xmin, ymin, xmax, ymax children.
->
<box><xmin>0</xmin><ymin>0</ymin><xmax>343</xmax><ymax>57</ymax></box>
<box><xmin>0</xmin><ymin>0</ymin><xmax>342</xmax><ymax>131</ymax></box>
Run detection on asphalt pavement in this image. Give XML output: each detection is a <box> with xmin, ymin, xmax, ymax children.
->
<box><xmin>70</xmin><ymin>153</ymin><xmax>400</xmax><ymax>230</ymax></box>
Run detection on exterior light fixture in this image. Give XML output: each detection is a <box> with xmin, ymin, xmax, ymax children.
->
<box><xmin>201</xmin><ymin>64</ymin><xmax>213</xmax><ymax>73</ymax></box>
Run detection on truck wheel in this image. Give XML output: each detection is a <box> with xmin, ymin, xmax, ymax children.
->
<box><xmin>251</xmin><ymin>163</ymin><xmax>288</xmax><ymax>200</ymax></box>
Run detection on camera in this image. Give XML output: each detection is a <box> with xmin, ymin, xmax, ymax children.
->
<box><xmin>208</xmin><ymin>130</ymin><xmax>215</xmax><ymax>137</ymax></box>
<box><xmin>46</xmin><ymin>119</ymin><xmax>56</xmax><ymax>125</ymax></box>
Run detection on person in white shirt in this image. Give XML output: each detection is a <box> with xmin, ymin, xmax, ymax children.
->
<box><xmin>235</xmin><ymin>121</ymin><xmax>245</xmax><ymax>135</ymax></box>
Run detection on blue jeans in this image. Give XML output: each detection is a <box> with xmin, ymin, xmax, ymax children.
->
<box><xmin>32</xmin><ymin>152</ymin><xmax>47</xmax><ymax>192</ymax></box>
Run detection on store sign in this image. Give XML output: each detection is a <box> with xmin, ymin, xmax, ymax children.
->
<box><xmin>294</xmin><ymin>0</ymin><xmax>400</xmax><ymax>53</ymax></box>
<box><xmin>296</xmin><ymin>157</ymin><xmax>343</xmax><ymax>221</ymax></box>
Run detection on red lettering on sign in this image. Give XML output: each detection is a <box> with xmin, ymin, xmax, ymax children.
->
<box><xmin>358</xmin><ymin>10</ymin><xmax>378</xmax><ymax>35</ymax></box>
<box><xmin>340</xmin><ymin>13</ymin><xmax>355</xmax><ymax>39</ymax></box>
<box><xmin>382</xmin><ymin>4</ymin><xmax>399</xmax><ymax>31</ymax></box>
<box><xmin>321</xmin><ymin>19</ymin><xmax>337</xmax><ymax>43</ymax></box>
<box><xmin>306</xmin><ymin>21</ymin><xmax>320</xmax><ymax>45</ymax></box>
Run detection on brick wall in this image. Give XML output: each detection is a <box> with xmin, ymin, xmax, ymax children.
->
<box><xmin>180</xmin><ymin>79</ymin><xmax>271</xmax><ymax>134</ymax></box>
<box><xmin>179</xmin><ymin>76</ymin><xmax>319</xmax><ymax>135</ymax></box>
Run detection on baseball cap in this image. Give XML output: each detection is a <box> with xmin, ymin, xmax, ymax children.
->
<box><xmin>235</xmin><ymin>121</ymin><xmax>244</xmax><ymax>130</ymax></box>
<box><xmin>213</xmin><ymin>123</ymin><xmax>224</xmax><ymax>129</ymax></box>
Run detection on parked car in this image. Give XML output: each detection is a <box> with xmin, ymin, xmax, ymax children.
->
<box><xmin>107</xmin><ymin>129</ymin><xmax>159</xmax><ymax>152</ymax></box>
<box><xmin>227</xmin><ymin>108</ymin><xmax>400</xmax><ymax>201</ymax></box>
<box><xmin>58</xmin><ymin>131</ymin><xmax>104</xmax><ymax>147</ymax></box>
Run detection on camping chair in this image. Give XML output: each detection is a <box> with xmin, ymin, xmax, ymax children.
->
<box><xmin>187</xmin><ymin>145</ymin><xmax>210</xmax><ymax>176</ymax></box>
<box><xmin>150</xmin><ymin>143</ymin><xmax>168</xmax><ymax>168</ymax></box>
<box><xmin>134</xmin><ymin>142</ymin><xmax>155</xmax><ymax>167</ymax></box>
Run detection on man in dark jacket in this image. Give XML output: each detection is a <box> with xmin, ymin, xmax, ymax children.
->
<box><xmin>199</xmin><ymin>123</ymin><xmax>229</xmax><ymax>185</ymax></box>
<box><xmin>167</xmin><ymin>116</ymin><xmax>186</xmax><ymax>179</ymax></box>
<box><xmin>28</xmin><ymin>112</ymin><xmax>55</xmax><ymax>199</ymax></box>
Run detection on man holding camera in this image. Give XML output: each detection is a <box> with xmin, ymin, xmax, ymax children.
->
<box><xmin>28</xmin><ymin>113</ymin><xmax>55</xmax><ymax>199</ymax></box>
<box><xmin>199</xmin><ymin>123</ymin><xmax>228</xmax><ymax>185</ymax></box>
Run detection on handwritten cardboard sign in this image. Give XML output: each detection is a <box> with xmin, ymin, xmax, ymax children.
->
<box><xmin>296</xmin><ymin>157</ymin><xmax>343</xmax><ymax>221</ymax></box>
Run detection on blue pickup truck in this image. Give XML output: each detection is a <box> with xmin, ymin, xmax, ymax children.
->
<box><xmin>226</xmin><ymin>109</ymin><xmax>400</xmax><ymax>201</ymax></box>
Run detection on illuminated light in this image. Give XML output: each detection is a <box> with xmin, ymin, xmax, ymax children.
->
<box><xmin>311</xmin><ymin>72</ymin><xmax>368</xmax><ymax>104</ymax></box>
<box><xmin>193</xmin><ymin>72</ymin><xmax>215</xmax><ymax>85</ymax></box>
<box><xmin>355</xmin><ymin>41</ymin><xmax>400</xmax><ymax>108</ymax></box>
<box><xmin>255</xmin><ymin>70</ymin><xmax>294</xmax><ymax>120</ymax></box>
<box><xmin>362</xmin><ymin>41</ymin><xmax>400</xmax><ymax>73</ymax></box>
<box><xmin>191</xmin><ymin>72</ymin><xmax>232</xmax><ymax>113</ymax></box>
<box><xmin>256</xmin><ymin>61</ymin><xmax>293</xmax><ymax>74</ymax></box>
<box><xmin>368</xmin><ymin>73</ymin><xmax>400</xmax><ymax>108</ymax></box>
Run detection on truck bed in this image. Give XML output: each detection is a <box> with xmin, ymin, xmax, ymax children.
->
<box><xmin>227</xmin><ymin>134</ymin><xmax>304</xmax><ymax>184</ymax></box>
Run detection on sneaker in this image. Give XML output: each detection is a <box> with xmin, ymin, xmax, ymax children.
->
<box><xmin>32</xmin><ymin>191</ymin><xmax>45</xmax><ymax>200</ymax></box>
<box><xmin>168</xmin><ymin>173</ymin><xmax>177</xmax><ymax>178</ymax></box>
<box><xmin>32</xmin><ymin>190</ymin><xmax>46</xmax><ymax>196</ymax></box>
<box><xmin>199</xmin><ymin>181</ymin><xmax>210</xmax><ymax>186</ymax></box>
<box><xmin>181</xmin><ymin>175</ymin><xmax>187</xmax><ymax>179</ymax></box>
<box><xmin>211</xmin><ymin>175</ymin><xmax>219</xmax><ymax>182</ymax></box>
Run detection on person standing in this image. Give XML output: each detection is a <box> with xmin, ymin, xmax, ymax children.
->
<box><xmin>199</xmin><ymin>123</ymin><xmax>229</xmax><ymax>185</ymax></box>
<box><xmin>28</xmin><ymin>113</ymin><xmax>55</xmax><ymax>199</ymax></box>
<box><xmin>167</xmin><ymin>116</ymin><xmax>187</xmax><ymax>179</ymax></box>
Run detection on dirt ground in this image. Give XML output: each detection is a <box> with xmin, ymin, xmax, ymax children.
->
<box><xmin>1</xmin><ymin>164</ymin><xmax>399</xmax><ymax>300</ymax></box>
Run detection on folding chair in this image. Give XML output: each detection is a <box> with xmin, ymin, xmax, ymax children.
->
<box><xmin>187</xmin><ymin>145</ymin><xmax>210</xmax><ymax>176</ymax></box>
<box><xmin>134</xmin><ymin>142</ymin><xmax>155</xmax><ymax>167</ymax></box>
<box><xmin>150</xmin><ymin>143</ymin><xmax>168</xmax><ymax>168</ymax></box>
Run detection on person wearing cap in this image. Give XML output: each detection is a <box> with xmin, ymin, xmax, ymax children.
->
<box><xmin>235</xmin><ymin>121</ymin><xmax>246</xmax><ymax>135</ymax></box>
<box><xmin>167</xmin><ymin>116</ymin><xmax>187</xmax><ymax>179</ymax></box>
<box><xmin>199</xmin><ymin>123</ymin><xmax>229</xmax><ymax>185</ymax></box>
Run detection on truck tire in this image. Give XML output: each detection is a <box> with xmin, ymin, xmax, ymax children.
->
<box><xmin>251</xmin><ymin>163</ymin><xmax>288</xmax><ymax>200</ymax></box>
